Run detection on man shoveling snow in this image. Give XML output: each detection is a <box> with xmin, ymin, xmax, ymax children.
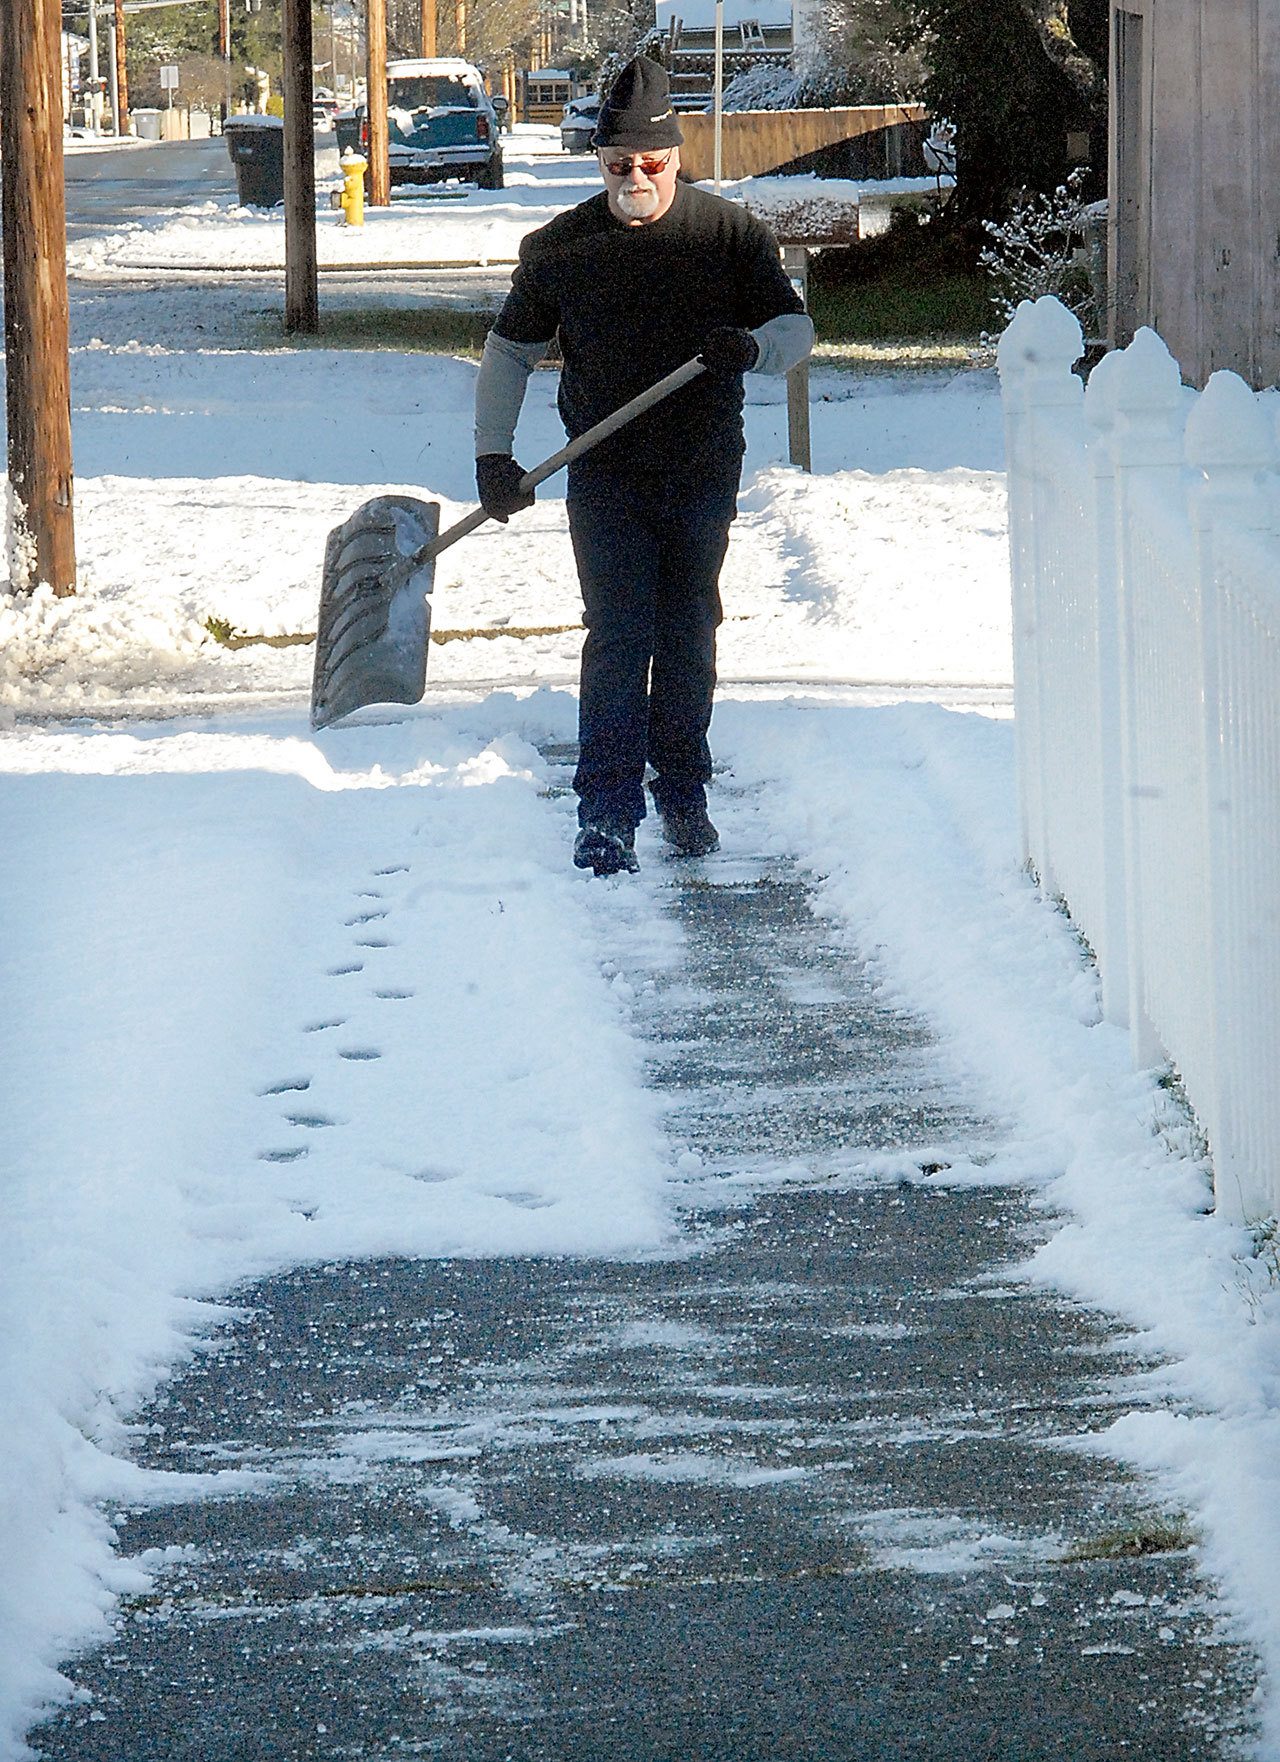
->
<box><xmin>472</xmin><ymin>56</ymin><xmax>813</xmax><ymax>876</ymax></box>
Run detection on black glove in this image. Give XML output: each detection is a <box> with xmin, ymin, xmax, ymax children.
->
<box><xmin>476</xmin><ymin>454</ymin><xmax>535</xmax><ymax>523</ymax></box>
<box><xmin>698</xmin><ymin>326</ymin><xmax>759</xmax><ymax>375</ymax></box>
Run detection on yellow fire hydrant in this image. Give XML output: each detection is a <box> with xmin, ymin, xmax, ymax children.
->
<box><xmin>338</xmin><ymin>150</ymin><xmax>366</xmax><ymax>226</ymax></box>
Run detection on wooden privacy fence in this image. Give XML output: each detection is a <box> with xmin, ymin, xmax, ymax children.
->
<box><xmin>998</xmin><ymin>295</ymin><xmax>1280</xmax><ymax>1224</ymax></box>
<box><xmin>678</xmin><ymin>104</ymin><xmax>925</xmax><ymax>184</ymax></box>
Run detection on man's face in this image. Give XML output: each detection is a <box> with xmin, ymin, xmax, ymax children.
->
<box><xmin>598</xmin><ymin>145</ymin><xmax>680</xmax><ymax>225</ymax></box>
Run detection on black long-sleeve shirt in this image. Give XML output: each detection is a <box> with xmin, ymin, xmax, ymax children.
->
<box><xmin>491</xmin><ymin>181</ymin><xmax>805</xmax><ymax>472</ymax></box>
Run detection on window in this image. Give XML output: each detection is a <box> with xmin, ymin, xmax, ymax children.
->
<box><xmin>387</xmin><ymin>75</ymin><xmax>476</xmax><ymax>109</ymax></box>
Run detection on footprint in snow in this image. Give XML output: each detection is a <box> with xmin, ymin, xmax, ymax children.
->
<box><xmin>339</xmin><ymin>1047</ymin><xmax>381</xmax><ymax>1061</ymax></box>
<box><xmin>259</xmin><ymin>1077</ymin><xmax>311</xmax><ymax>1096</ymax></box>
<box><xmin>260</xmin><ymin>1147</ymin><xmax>310</xmax><ymax>1163</ymax></box>
<box><xmin>328</xmin><ymin>963</ymin><xmax>364</xmax><ymax>977</ymax></box>
<box><xmin>375</xmin><ymin>864</ymin><xmax>409</xmax><ymax>876</ymax></box>
<box><xmin>305</xmin><ymin>1019</ymin><xmax>346</xmax><ymax>1033</ymax></box>
<box><xmin>346</xmin><ymin>909</ymin><xmax>388</xmax><ymax>927</ymax></box>
<box><xmin>285</xmin><ymin>1113</ymin><xmax>337</xmax><ymax>1130</ymax></box>
<box><xmin>355</xmin><ymin>937</ymin><xmax>395</xmax><ymax>949</ymax></box>
<box><xmin>375</xmin><ymin>988</ymin><xmax>414</xmax><ymax>1000</ymax></box>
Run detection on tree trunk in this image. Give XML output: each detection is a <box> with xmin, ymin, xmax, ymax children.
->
<box><xmin>1012</xmin><ymin>0</ymin><xmax>1102</xmax><ymax>100</ymax></box>
<box><xmin>0</xmin><ymin>0</ymin><xmax>77</xmax><ymax>594</ymax></box>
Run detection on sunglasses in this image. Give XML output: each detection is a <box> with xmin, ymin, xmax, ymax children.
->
<box><xmin>601</xmin><ymin>150</ymin><xmax>674</xmax><ymax>178</ymax></box>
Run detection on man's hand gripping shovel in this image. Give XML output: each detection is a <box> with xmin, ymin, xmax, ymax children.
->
<box><xmin>310</xmin><ymin>356</ymin><xmax>707</xmax><ymax>731</ymax></box>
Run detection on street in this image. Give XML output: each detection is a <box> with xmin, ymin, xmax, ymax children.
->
<box><xmin>63</xmin><ymin>136</ymin><xmax>238</xmax><ymax>241</ymax></box>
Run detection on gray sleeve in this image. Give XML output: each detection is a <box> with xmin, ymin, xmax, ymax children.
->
<box><xmin>474</xmin><ymin>330</ymin><xmax>550</xmax><ymax>457</ymax></box>
<box><xmin>750</xmin><ymin>312</ymin><xmax>815</xmax><ymax>377</ymax></box>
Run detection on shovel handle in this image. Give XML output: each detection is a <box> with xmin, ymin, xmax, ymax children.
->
<box><xmin>419</xmin><ymin>356</ymin><xmax>708</xmax><ymax>564</ymax></box>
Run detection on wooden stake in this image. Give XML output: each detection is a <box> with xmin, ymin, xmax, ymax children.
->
<box><xmin>366</xmin><ymin>0</ymin><xmax>389</xmax><ymax>206</ymax></box>
<box><xmin>782</xmin><ymin>246</ymin><xmax>812</xmax><ymax>473</ymax></box>
<box><xmin>282</xmin><ymin>0</ymin><xmax>319</xmax><ymax>332</ymax></box>
<box><xmin>0</xmin><ymin>0</ymin><xmax>77</xmax><ymax>593</ymax></box>
<box><xmin>420</xmin><ymin>0</ymin><xmax>437</xmax><ymax>58</ymax></box>
<box><xmin>113</xmin><ymin>0</ymin><xmax>130</xmax><ymax>133</ymax></box>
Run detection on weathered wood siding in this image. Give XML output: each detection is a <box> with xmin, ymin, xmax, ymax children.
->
<box><xmin>1112</xmin><ymin>0</ymin><xmax>1280</xmax><ymax>387</ymax></box>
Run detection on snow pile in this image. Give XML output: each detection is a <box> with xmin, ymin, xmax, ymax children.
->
<box><xmin>732</xmin><ymin>460</ymin><xmax>1010</xmax><ymax>687</ymax></box>
<box><xmin>0</xmin><ymin>584</ymin><xmax>209</xmax><ymax>713</ymax></box>
<box><xmin>0</xmin><ymin>706</ymin><xmax>673</xmax><ymax>1753</ymax></box>
<box><xmin>729</xmin><ymin>170</ymin><xmax>945</xmax><ymax>225</ymax></box>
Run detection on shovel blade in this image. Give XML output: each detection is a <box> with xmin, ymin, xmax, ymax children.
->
<box><xmin>310</xmin><ymin>495</ymin><xmax>440</xmax><ymax>731</ymax></box>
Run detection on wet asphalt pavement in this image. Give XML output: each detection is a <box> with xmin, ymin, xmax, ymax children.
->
<box><xmin>29</xmin><ymin>774</ymin><xmax>1259</xmax><ymax>1760</ymax></box>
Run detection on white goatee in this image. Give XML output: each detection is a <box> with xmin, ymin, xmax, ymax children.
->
<box><xmin>616</xmin><ymin>186</ymin><xmax>660</xmax><ymax>220</ymax></box>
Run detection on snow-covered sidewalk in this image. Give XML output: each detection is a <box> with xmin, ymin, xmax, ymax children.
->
<box><xmin>3</xmin><ymin>158</ymin><xmax>1280</xmax><ymax>1759</ymax></box>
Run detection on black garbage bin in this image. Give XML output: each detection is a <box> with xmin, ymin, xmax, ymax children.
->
<box><xmin>225</xmin><ymin>115</ymin><xmax>285</xmax><ymax>206</ymax></box>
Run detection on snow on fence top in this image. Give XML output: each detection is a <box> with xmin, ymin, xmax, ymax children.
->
<box><xmin>998</xmin><ymin>295</ymin><xmax>1280</xmax><ymax>1224</ymax></box>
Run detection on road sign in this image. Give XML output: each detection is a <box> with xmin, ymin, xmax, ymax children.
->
<box><xmin>159</xmin><ymin>63</ymin><xmax>179</xmax><ymax>88</ymax></box>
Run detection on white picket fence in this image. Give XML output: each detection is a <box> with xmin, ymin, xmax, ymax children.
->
<box><xmin>997</xmin><ymin>296</ymin><xmax>1280</xmax><ymax>1224</ymax></box>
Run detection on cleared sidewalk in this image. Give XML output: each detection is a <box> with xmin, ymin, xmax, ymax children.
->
<box><xmin>29</xmin><ymin>770</ymin><xmax>1258</xmax><ymax>1761</ymax></box>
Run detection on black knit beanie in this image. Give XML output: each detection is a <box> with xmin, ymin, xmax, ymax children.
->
<box><xmin>592</xmin><ymin>57</ymin><xmax>684</xmax><ymax>150</ymax></box>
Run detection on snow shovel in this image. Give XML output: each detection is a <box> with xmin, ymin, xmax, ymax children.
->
<box><xmin>310</xmin><ymin>355</ymin><xmax>708</xmax><ymax>731</ymax></box>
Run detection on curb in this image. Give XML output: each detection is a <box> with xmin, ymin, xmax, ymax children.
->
<box><xmin>77</xmin><ymin>258</ymin><xmax>520</xmax><ymax>276</ymax></box>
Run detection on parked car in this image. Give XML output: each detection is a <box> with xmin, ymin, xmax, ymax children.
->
<box><xmin>335</xmin><ymin>57</ymin><xmax>505</xmax><ymax>189</ymax></box>
<box><xmin>313</xmin><ymin>97</ymin><xmax>340</xmax><ymax>131</ymax></box>
<box><xmin>560</xmin><ymin>94</ymin><xmax>600</xmax><ymax>154</ymax></box>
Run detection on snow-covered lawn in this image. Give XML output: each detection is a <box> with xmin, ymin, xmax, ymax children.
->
<box><xmin>3</xmin><ymin>130</ymin><xmax>1279</xmax><ymax>1759</ymax></box>
<box><xmin>66</xmin><ymin>122</ymin><xmax>942</xmax><ymax>273</ymax></box>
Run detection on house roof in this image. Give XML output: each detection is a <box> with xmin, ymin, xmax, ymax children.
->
<box><xmin>655</xmin><ymin>0</ymin><xmax>792</xmax><ymax>29</ymax></box>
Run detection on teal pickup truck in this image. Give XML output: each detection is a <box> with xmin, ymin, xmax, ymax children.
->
<box><xmin>336</xmin><ymin>57</ymin><xmax>506</xmax><ymax>190</ymax></box>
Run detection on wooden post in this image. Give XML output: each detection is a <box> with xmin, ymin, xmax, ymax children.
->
<box><xmin>282</xmin><ymin>0</ymin><xmax>319</xmax><ymax>332</ymax></box>
<box><xmin>0</xmin><ymin>0</ymin><xmax>77</xmax><ymax>594</ymax></box>
<box><xmin>366</xmin><ymin>0</ymin><xmax>389</xmax><ymax>206</ymax></box>
<box><xmin>220</xmin><ymin>0</ymin><xmax>232</xmax><ymax>124</ymax></box>
<box><xmin>782</xmin><ymin>245</ymin><xmax>812</xmax><ymax>472</ymax></box>
<box><xmin>420</xmin><ymin>0</ymin><xmax>437</xmax><ymax>57</ymax></box>
<box><xmin>113</xmin><ymin>0</ymin><xmax>130</xmax><ymax>133</ymax></box>
<box><xmin>455</xmin><ymin>0</ymin><xmax>467</xmax><ymax>56</ymax></box>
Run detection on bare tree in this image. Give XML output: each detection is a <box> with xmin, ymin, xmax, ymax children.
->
<box><xmin>769</xmin><ymin>0</ymin><xmax>924</xmax><ymax>105</ymax></box>
<box><xmin>1009</xmin><ymin>0</ymin><xmax>1106</xmax><ymax>102</ymax></box>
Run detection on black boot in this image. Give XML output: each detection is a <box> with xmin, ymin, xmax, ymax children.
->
<box><xmin>650</xmin><ymin>779</ymin><xmax>719</xmax><ymax>857</ymax></box>
<box><xmin>573</xmin><ymin>821</ymin><xmax>640</xmax><ymax>877</ymax></box>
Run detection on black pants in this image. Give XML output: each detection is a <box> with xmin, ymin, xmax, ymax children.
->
<box><xmin>566</xmin><ymin>462</ymin><xmax>740</xmax><ymax>829</ymax></box>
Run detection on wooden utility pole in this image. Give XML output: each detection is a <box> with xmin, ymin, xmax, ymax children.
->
<box><xmin>420</xmin><ymin>0</ymin><xmax>437</xmax><ymax>57</ymax></box>
<box><xmin>366</xmin><ymin>0</ymin><xmax>389</xmax><ymax>205</ymax></box>
<box><xmin>0</xmin><ymin>0</ymin><xmax>77</xmax><ymax>594</ymax></box>
<box><xmin>455</xmin><ymin>0</ymin><xmax>466</xmax><ymax>55</ymax></box>
<box><xmin>220</xmin><ymin>0</ymin><xmax>232</xmax><ymax>124</ymax></box>
<box><xmin>113</xmin><ymin>0</ymin><xmax>131</xmax><ymax>132</ymax></box>
<box><xmin>282</xmin><ymin>0</ymin><xmax>319</xmax><ymax>331</ymax></box>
